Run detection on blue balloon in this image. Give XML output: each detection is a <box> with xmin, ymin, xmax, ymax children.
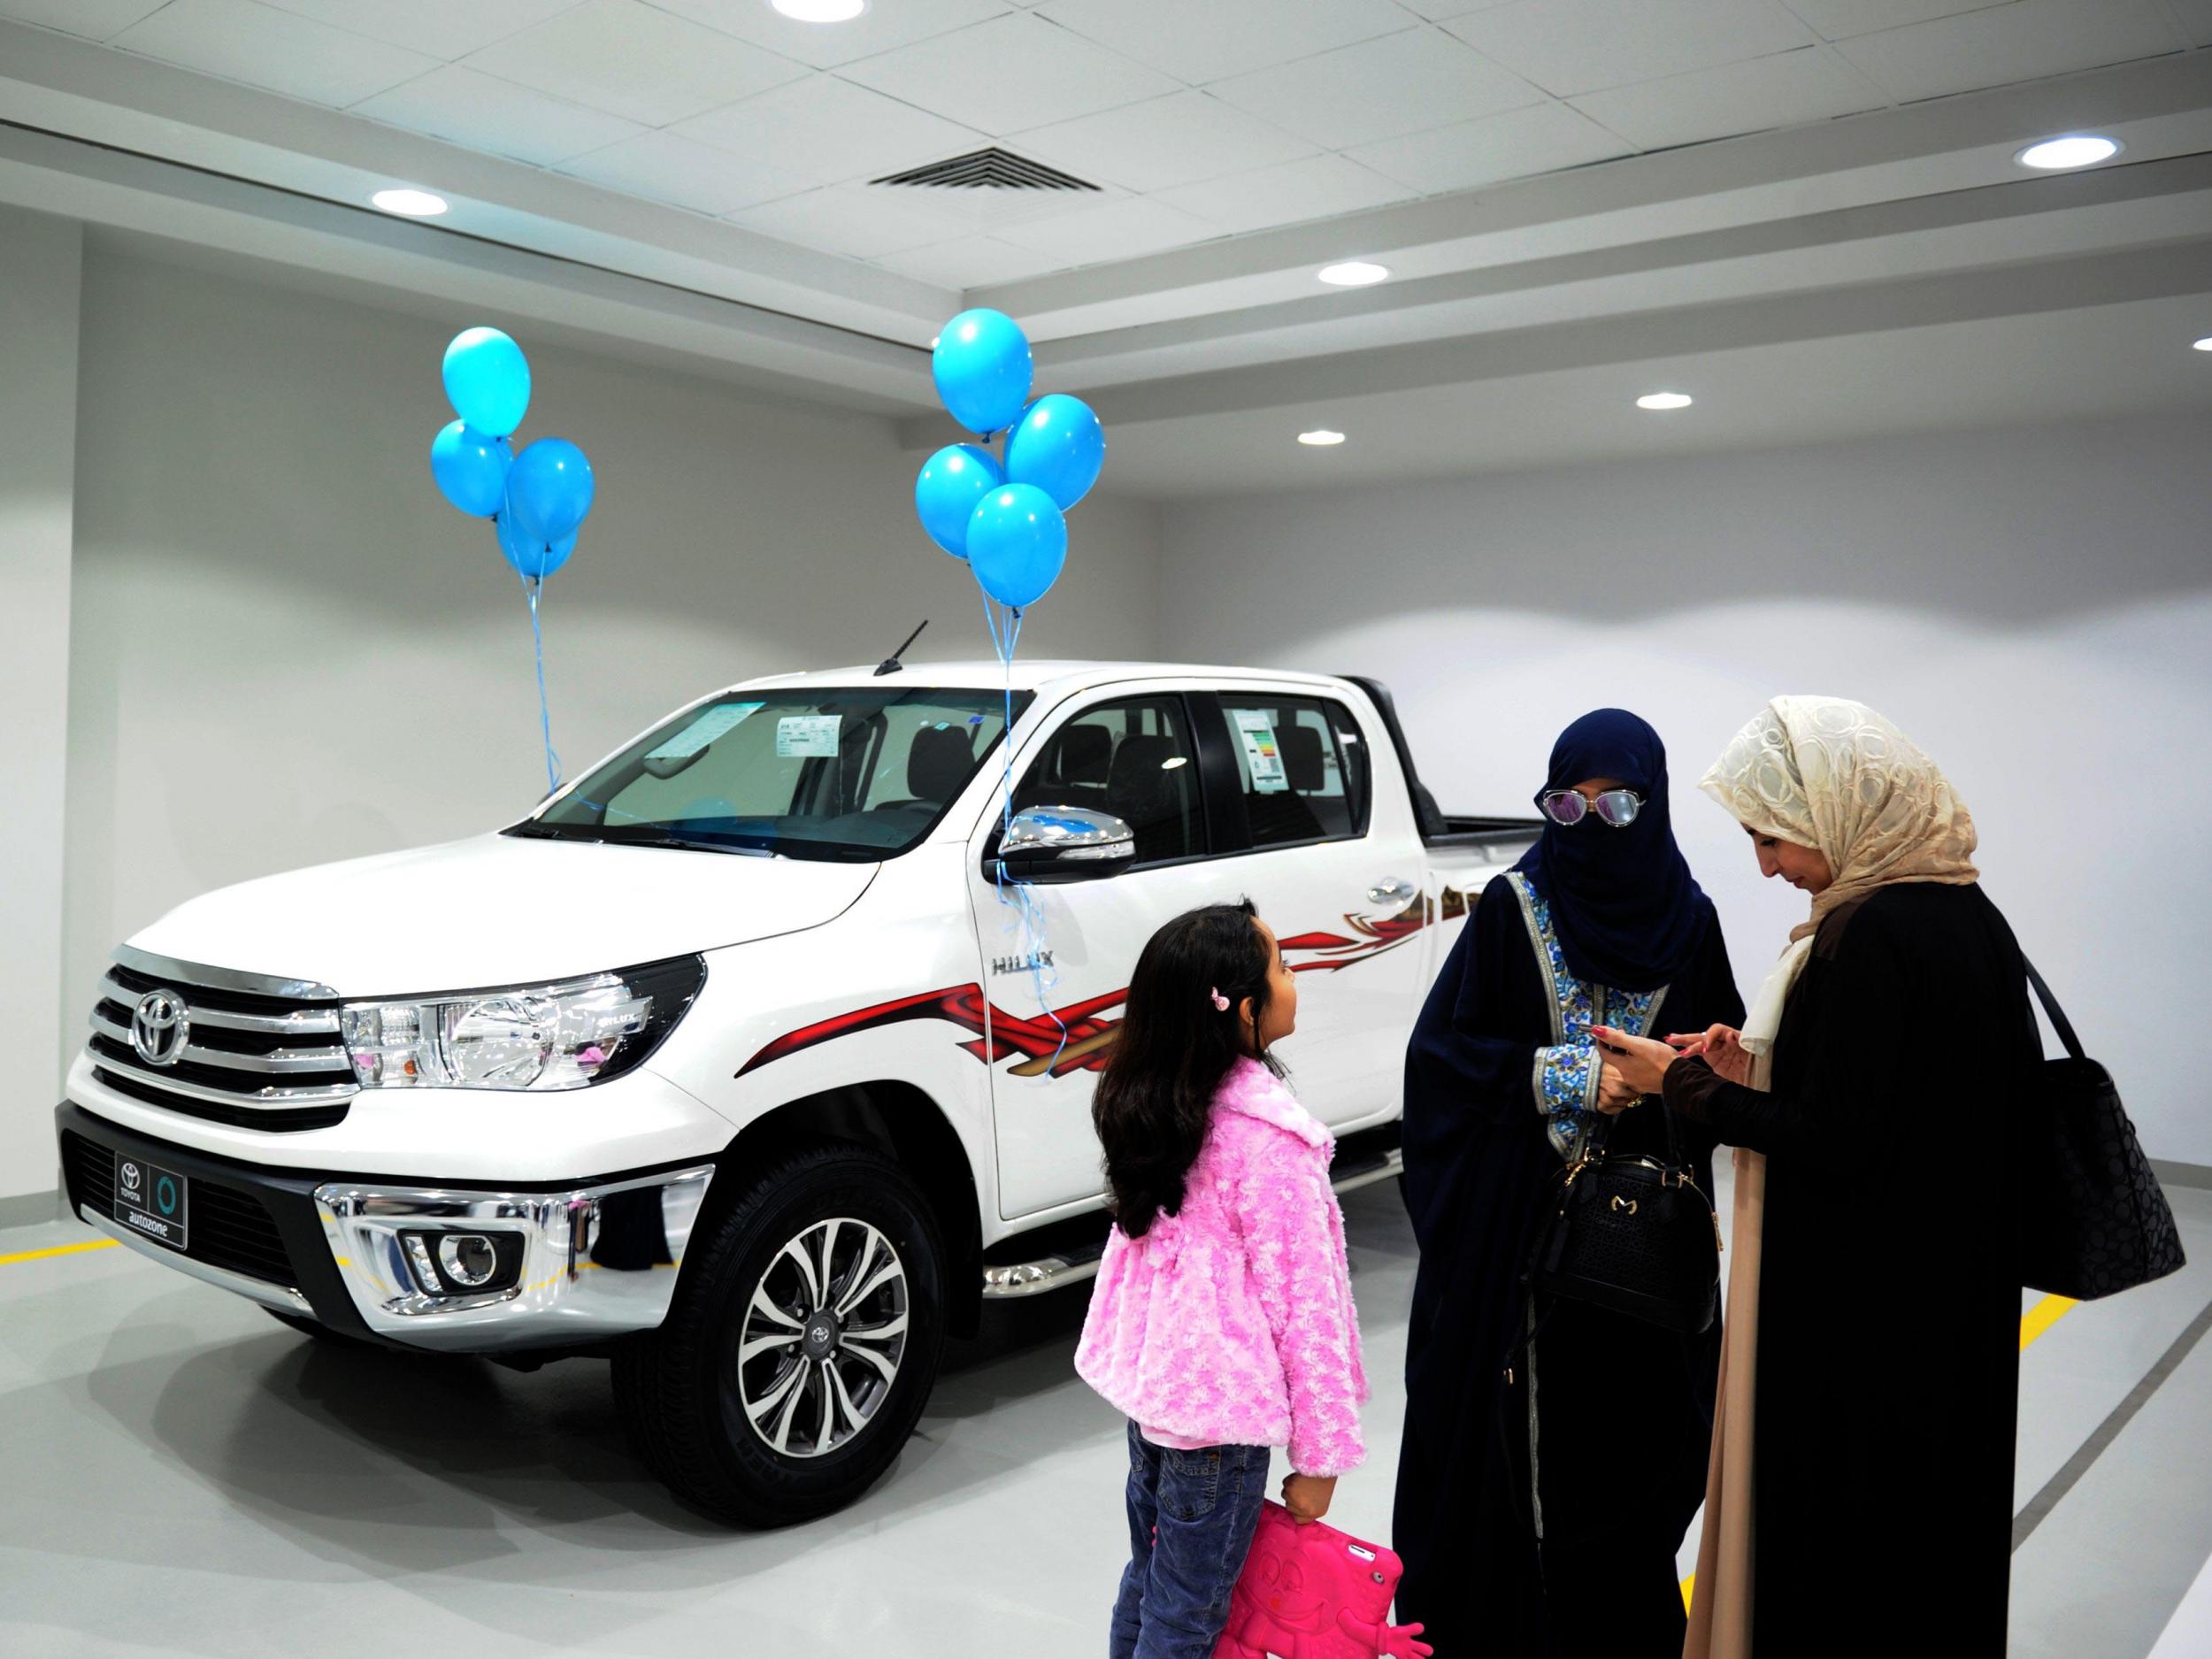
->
<box><xmin>914</xmin><ymin>443</ymin><xmax>1004</xmax><ymax>558</ymax></box>
<box><xmin>429</xmin><ymin>420</ymin><xmax>512</xmax><ymax>518</ymax></box>
<box><xmin>497</xmin><ymin>508</ymin><xmax>575</xmax><ymax>580</ymax></box>
<box><xmin>966</xmin><ymin>484</ymin><xmax>1066</xmax><ymax>611</ymax></box>
<box><xmin>1002</xmin><ymin>394</ymin><xmax>1104</xmax><ymax>511</ymax></box>
<box><xmin>442</xmin><ymin>326</ymin><xmax>532</xmax><ymax>438</ymax></box>
<box><xmin>507</xmin><ymin>437</ymin><xmax>595</xmax><ymax>545</ymax></box>
<box><xmin>932</xmin><ymin>309</ymin><xmax>1033</xmax><ymax>435</ymax></box>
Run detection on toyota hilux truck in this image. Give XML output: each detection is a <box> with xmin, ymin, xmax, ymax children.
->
<box><xmin>57</xmin><ymin>660</ymin><xmax>1538</xmax><ymax>1525</ymax></box>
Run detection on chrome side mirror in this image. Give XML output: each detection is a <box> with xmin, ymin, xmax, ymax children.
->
<box><xmin>990</xmin><ymin>806</ymin><xmax>1136</xmax><ymax>885</ymax></box>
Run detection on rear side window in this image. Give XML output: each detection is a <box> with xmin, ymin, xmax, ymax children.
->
<box><xmin>1218</xmin><ymin>695</ymin><xmax>1371</xmax><ymax>849</ymax></box>
<box><xmin>1012</xmin><ymin>697</ymin><xmax>1202</xmax><ymax>867</ymax></box>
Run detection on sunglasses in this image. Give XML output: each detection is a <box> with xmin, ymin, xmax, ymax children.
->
<box><xmin>1539</xmin><ymin>787</ymin><xmax>1644</xmax><ymax>828</ymax></box>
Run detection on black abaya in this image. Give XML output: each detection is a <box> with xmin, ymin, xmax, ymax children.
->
<box><xmin>1394</xmin><ymin>874</ymin><xmax>1745</xmax><ymax>1656</ymax></box>
<box><xmin>1663</xmin><ymin>881</ymin><xmax>2035</xmax><ymax>1658</ymax></box>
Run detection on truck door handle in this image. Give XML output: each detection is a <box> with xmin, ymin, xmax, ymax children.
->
<box><xmin>1368</xmin><ymin>877</ymin><xmax>1418</xmax><ymax>906</ymax></box>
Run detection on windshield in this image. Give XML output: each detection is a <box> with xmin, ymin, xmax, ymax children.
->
<box><xmin>514</xmin><ymin>687</ymin><xmax>1033</xmax><ymax>862</ymax></box>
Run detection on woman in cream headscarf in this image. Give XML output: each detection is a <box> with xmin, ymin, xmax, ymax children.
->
<box><xmin>1594</xmin><ymin>698</ymin><xmax>2039</xmax><ymax>1659</ymax></box>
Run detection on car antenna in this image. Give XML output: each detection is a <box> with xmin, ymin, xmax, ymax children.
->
<box><xmin>875</xmin><ymin>618</ymin><xmax>928</xmax><ymax>677</ymax></box>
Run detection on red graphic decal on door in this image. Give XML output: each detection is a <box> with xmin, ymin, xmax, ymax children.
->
<box><xmin>736</xmin><ymin>895</ymin><xmax>1436</xmax><ymax>1081</ymax></box>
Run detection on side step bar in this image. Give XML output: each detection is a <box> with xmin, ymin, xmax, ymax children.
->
<box><xmin>980</xmin><ymin>1145</ymin><xmax>1402</xmax><ymax>1300</ymax></box>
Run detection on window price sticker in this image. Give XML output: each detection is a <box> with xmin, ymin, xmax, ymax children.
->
<box><xmin>1233</xmin><ymin>710</ymin><xmax>1289</xmax><ymax>794</ymax></box>
<box><xmin>646</xmin><ymin>702</ymin><xmax>764</xmax><ymax>761</ymax></box>
<box><xmin>776</xmin><ymin>715</ymin><xmax>842</xmax><ymax>759</ymax></box>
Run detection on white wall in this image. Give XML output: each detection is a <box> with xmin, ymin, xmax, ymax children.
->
<box><xmin>14</xmin><ymin>243</ymin><xmax>1160</xmax><ymax>1203</ymax></box>
<box><xmin>1160</xmin><ymin>414</ymin><xmax>2212</xmax><ymax>1164</ymax></box>
<box><xmin>0</xmin><ymin>208</ymin><xmax>81</xmax><ymax>1207</ymax></box>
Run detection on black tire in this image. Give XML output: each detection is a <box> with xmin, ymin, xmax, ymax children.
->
<box><xmin>612</xmin><ymin>1144</ymin><xmax>947</xmax><ymax>1527</ymax></box>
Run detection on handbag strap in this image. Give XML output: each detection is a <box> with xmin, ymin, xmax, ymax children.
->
<box><xmin>2023</xmin><ymin>956</ymin><xmax>2086</xmax><ymax>1063</ymax></box>
<box><xmin>1585</xmin><ymin>1079</ymin><xmax>1689</xmax><ymax>1166</ymax></box>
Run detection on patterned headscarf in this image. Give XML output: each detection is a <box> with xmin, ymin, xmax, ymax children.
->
<box><xmin>1701</xmin><ymin>696</ymin><xmax>1978</xmax><ymax>1061</ymax></box>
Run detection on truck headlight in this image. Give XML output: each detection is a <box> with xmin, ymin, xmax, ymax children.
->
<box><xmin>341</xmin><ymin>956</ymin><xmax>704</xmax><ymax>1092</ymax></box>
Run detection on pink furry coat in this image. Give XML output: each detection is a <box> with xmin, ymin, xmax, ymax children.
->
<box><xmin>1076</xmin><ymin>1058</ymin><xmax>1370</xmax><ymax>1477</ymax></box>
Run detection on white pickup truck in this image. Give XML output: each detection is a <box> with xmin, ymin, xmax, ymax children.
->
<box><xmin>56</xmin><ymin>659</ymin><xmax>1537</xmax><ymax>1525</ymax></box>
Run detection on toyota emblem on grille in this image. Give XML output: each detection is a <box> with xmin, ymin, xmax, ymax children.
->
<box><xmin>130</xmin><ymin>989</ymin><xmax>192</xmax><ymax>1067</ymax></box>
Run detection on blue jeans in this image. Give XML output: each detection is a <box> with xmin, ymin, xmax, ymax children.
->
<box><xmin>1110</xmin><ymin>1422</ymin><xmax>1271</xmax><ymax>1659</ymax></box>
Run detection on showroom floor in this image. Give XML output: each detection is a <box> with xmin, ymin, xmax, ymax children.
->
<box><xmin>3</xmin><ymin>1177</ymin><xmax>2208</xmax><ymax>1658</ymax></box>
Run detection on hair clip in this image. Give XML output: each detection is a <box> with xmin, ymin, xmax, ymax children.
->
<box><xmin>1210</xmin><ymin>988</ymin><xmax>1231</xmax><ymax>1012</ymax></box>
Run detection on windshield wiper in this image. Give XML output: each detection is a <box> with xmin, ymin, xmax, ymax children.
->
<box><xmin>505</xmin><ymin>821</ymin><xmax>603</xmax><ymax>841</ymax></box>
<box><xmin>599</xmin><ymin>830</ymin><xmax>775</xmax><ymax>856</ymax></box>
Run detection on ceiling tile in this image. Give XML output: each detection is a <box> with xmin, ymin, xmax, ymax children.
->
<box><xmin>1011</xmin><ymin>91</ymin><xmax>1317</xmax><ymax>194</ymax></box>
<box><xmin>837</xmin><ymin>12</ymin><xmax>1180</xmax><ymax>134</ymax></box>
<box><xmin>646</xmin><ymin>0</ymin><xmax>1011</xmax><ymax>71</ymax></box>
<box><xmin>108</xmin><ymin>0</ymin><xmax>441</xmax><ymax>106</ymax></box>
<box><xmin>994</xmin><ymin>196</ymin><xmax>1223</xmax><ymax>264</ymax></box>
<box><xmin>1033</xmin><ymin>0</ymin><xmax>1416</xmax><ymax>85</ymax></box>
<box><xmin>730</xmin><ymin>182</ymin><xmax>991</xmax><ymax>257</ymax></box>
<box><xmin>0</xmin><ymin>0</ymin><xmax>170</xmax><ymax>40</ymax></box>
<box><xmin>1152</xmin><ymin>152</ymin><xmax>1417</xmax><ymax>234</ymax></box>
<box><xmin>1835</xmin><ymin>0</ymin><xmax>2179</xmax><ymax>103</ymax></box>
<box><xmin>672</xmin><ymin>75</ymin><xmax>986</xmax><ymax>189</ymax></box>
<box><xmin>1349</xmin><ymin>100</ymin><xmax>1635</xmax><ymax>194</ymax></box>
<box><xmin>352</xmin><ymin>65</ymin><xmax>644</xmax><ymax>165</ymax></box>
<box><xmin>2171</xmin><ymin>0</ymin><xmax>2212</xmax><ymax>47</ymax></box>
<box><xmin>463</xmin><ymin>0</ymin><xmax>805</xmax><ymax>126</ymax></box>
<box><xmin>1393</xmin><ymin>0</ymin><xmax>1517</xmax><ymax>16</ymax></box>
<box><xmin>256</xmin><ymin>0</ymin><xmax>583</xmax><ymax>58</ymax></box>
<box><xmin>1448</xmin><ymin>0</ymin><xmax>1816</xmax><ymax>96</ymax></box>
<box><xmin>1210</xmin><ymin>27</ymin><xmax>1545</xmax><ymax>150</ymax></box>
<box><xmin>557</xmin><ymin>129</ymin><xmax>816</xmax><ymax>214</ymax></box>
<box><xmin>873</xmin><ymin>234</ymin><xmax>1069</xmax><ymax>288</ymax></box>
<box><xmin>1780</xmin><ymin>0</ymin><xmax>2013</xmax><ymax>38</ymax></box>
<box><xmin>1570</xmin><ymin>45</ymin><xmax>1887</xmax><ymax>150</ymax></box>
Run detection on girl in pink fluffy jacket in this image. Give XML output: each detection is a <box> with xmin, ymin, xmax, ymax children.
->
<box><xmin>1077</xmin><ymin>900</ymin><xmax>1370</xmax><ymax>1659</ymax></box>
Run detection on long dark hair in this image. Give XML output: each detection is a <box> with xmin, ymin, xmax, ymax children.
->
<box><xmin>1094</xmin><ymin>900</ymin><xmax>1281</xmax><ymax>1238</ymax></box>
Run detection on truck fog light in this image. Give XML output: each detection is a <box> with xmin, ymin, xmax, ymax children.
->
<box><xmin>439</xmin><ymin>1233</ymin><xmax>498</xmax><ymax>1288</ymax></box>
<box><xmin>403</xmin><ymin>1233</ymin><xmax>443</xmax><ymax>1295</ymax></box>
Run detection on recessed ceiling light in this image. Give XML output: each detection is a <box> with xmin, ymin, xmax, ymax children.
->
<box><xmin>2193</xmin><ymin>336</ymin><xmax>2212</xmax><ymax>352</ymax></box>
<box><xmin>1317</xmin><ymin>261</ymin><xmax>1389</xmax><ymax>288</ymax></box>
<box><xmin>773</xmin><ymin>0</ymin><xmax>865</xmax><ymax>19</ymax></box>
<box><xmin>372</xmin><ymin>188</ymin><xmax>448</xmax><ymax>217</ymax></box>
<box><xmin>1636</xmin><ymin>392</ymin><xmax>1693</xmax><ymax>411</ymax></box>
<box><xmin>1298</xmin><ymin>428</ymin><xmax>1347</xmax><ymax>446</ymax></box>
<box><xmin>2015</xmin><ymin>134</ymin><xmax>2121</xmax><ymax>171</ymax></box>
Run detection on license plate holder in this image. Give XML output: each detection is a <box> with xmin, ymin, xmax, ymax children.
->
<box><xmin>114</xmin><ymin>1156</ymin><xmax>188</xmax><ymax>1252</ymax></box>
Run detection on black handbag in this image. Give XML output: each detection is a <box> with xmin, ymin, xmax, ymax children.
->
<box><xmin>2015</xmin><ymin>960</ymin><xmax>2185</xmax><ymax>1300</ymax></box>
<box><xmin>1527</xmin><ymin>1105</ymin><xmax>1721</xmax><ymax>1333</ymax></box>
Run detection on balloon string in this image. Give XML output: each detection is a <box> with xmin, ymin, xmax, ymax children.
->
<box><xmin>524</xmin><ymin>572</ymin><xmax>560</xmax><ymax>795</ymax></box>
<box><xmin>983</xmin><ymin>590</ymin><xmax>1065</xmax><ymax>1074</ymax></box>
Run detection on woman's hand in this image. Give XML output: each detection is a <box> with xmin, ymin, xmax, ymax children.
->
<box><xmin>1282</xmin><ymin>1472</ymin><xmax>1336</xmax><ymax>1525</ymax></box>
<box><xmin>1670</xmin><ymin>1024</ymin><xmax>1754</xmax><ymax>1086</ymax></box>
<box><xmin>1590</xmin><ymin>1027</ymin><xmax>1677</xmax><ymax>1096</ymax></box>
<box><xmin>1594</xmin><ymin>1062</ymin><xmax>1640</xmax><ymax>1115</ymax></box>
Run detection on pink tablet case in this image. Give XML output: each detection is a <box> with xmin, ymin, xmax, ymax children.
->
<box><xmin>1213</xmin><ymin>1501</ymin><xmax>1432</xmax><ymax>1659</ymax></box>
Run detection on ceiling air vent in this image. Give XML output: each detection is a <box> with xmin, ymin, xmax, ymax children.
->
<box><xmin>872</xmin><ymin>148</ymin><xmax>1101</xmax><ymax>194</ymax></box>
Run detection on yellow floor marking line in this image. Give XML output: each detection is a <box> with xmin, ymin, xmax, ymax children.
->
<box><xmin>1684</xmin><ymin>1297</ymin><xmax>2079</xmax><ymax>1612</ymax></box>
<box><xmin>0</xmin><ymin>1239</ymin><xmax>120</xmax><ymax>1267</ymax></box>
<box><xmin>2020</xmin><ymin>1294</ymin><xmax>2078</xmax><ymax>1351</ymax></box>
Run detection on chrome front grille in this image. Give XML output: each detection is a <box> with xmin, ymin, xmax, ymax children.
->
<box><xmin>87</xmin><ymin>948</ymin><xmax>357</xmax><ymax>1131</ymax></box>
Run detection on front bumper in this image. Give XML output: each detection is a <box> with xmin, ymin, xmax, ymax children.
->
<box><xmin>58</xmin><ymin>1102</ymin><xmax>715</xmax><ymax>1355</ymax></box>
